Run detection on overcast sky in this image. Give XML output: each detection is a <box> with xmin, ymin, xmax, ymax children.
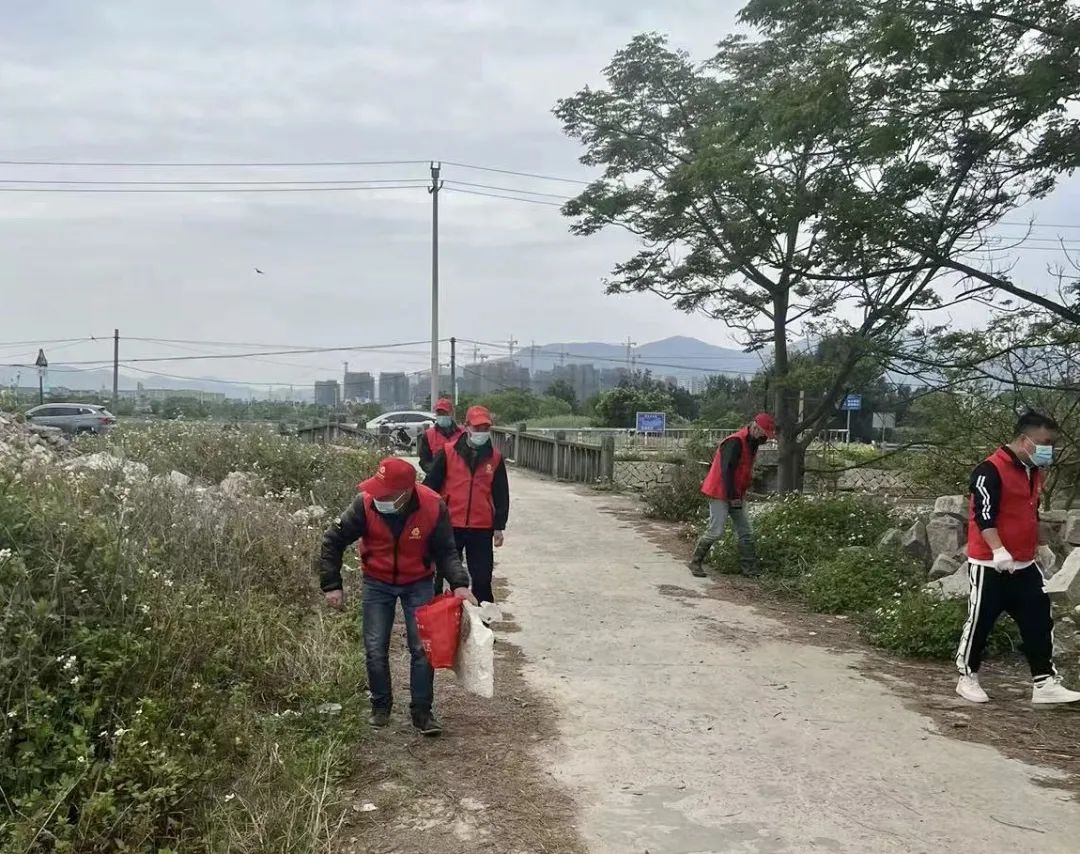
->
<box><xmin>1</xmin><ymin>0</ymin><xmax>1076</xmax><ymax>389</ymax></box>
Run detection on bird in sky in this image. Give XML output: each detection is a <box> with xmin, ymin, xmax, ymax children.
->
<box><xmin>255</xmin><ymin>268</ymin><xmax>265</xmax><ymax>275</ymax></box>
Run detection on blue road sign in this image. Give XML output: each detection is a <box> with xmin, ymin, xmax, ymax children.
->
<box><xmin>841</xmin><ymin>394</ymin><xmax>862</xmax><ymax>411</ymax></box>
<box><xmin>636</xmin><ymin>411</ymin><xmax>667</xmax><ymax>434</ymax></box>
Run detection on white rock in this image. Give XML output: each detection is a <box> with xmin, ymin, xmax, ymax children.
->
<box><xmin>878</xmin><ymin>528</ymin><xmax>902</xmax><ymax>550</ymax></box>
<box><xmin>67</xmin><ymin>452</ymin><xmax>124</xmax><ymax>473</ymax></box>
<box><xmin>167</xmin><ymin>470</ymin><xmax>192</xmax><ymax>488</ymax></box>
<box><xmin>220</xmin><ymin>471</ymin><xmax>263</xmax><ymax>498</ymax></box>
<box><xmin>933</xmin><ymin>495</ymin><xmax>967</xmax><ymax>518</ymax></box>
<box><xmin>926</xmin><ymin>515</ymin><xmax>964</xmax><ymax>559</ymax></box>
<box><xmin>926</xmin><ymin>566</ymin><xmax>971</xmax><ymax>600</ymax></box>
<box><xmin>1041</xmin><ymin>509</ymin><xmax>1067</xmax><ymax>525</ymax></box>
<box><xmin>900</xmin><ymin>520</ymin><xmax>930</xmax><ymax>565</ymax></box>
<box><xmin>1044</xmin><ymin>549</ymin><xmax>1080</xmax><ymax>606</ymax></box>
<box><xmin>1063</xmin><ymin>513</ymin><xmax>1080</xmax><ymax>546</ymax></box>
<box><xmin>929</xmin><ymin>554</ymin><xmax>960</xmax><ymax>581</ymax></box>
<box><xmin>316</xmin><ymin>702</ymin><xmax>343</xmax><ymax>716</ymax></box>
<box><xmin>291</xmin><ymin>505</ymin><xmax>327</xmax><ymax>525</ymax></box>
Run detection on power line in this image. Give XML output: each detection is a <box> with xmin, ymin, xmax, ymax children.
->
<box><xmin>0</xmin><ymin>184</ymin><xmax>429</xmax><ymax>194</ymax></box>
<box><xmin>0</xmin><ymin>158</ymin><xmax>429</xmax><ymax>168</ymax></box>
<box><xmin>0</xmin><ymin>177</ymin><xmax>426</xmax><ymax>186</ymax></box>
<box><xmin>441</xmin><ymin>160</ymin><xmax>591</xmax><ymax>186</ymax></box>
<box><xmin>443</xmin><ymin>180</ymin><xmax>571</xmax><ymax>200</ymax></box>
<box><xmin>443</xmin><ymin>187</ymin><xmax>566</xmax><ymax>207</ymax></box>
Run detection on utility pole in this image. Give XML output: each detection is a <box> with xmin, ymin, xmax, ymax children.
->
<box><xmin>112</xmin><ymin>329</ymin><xmax>119</xmax><ymax>411</ymax></box>
<box><xmin>625</xmin><ymin>336</ymin><xmax>637</xmax><ymax>370</ymax></box>
<box><xmin>429</xmin><ymin>161</ymin><xmax>442</xmax><ymax>407</ymax></box>
<box><xmin>473</xmin><ymin>345</ymin><xmax>481</xmax><ymax>365</ymax></box>
<box><xmin>450</xmin><ymin>337</ymin><xmax>458</xmax><ymax>405</ymax></box>
<box><xmin>529</xmin><ymin>339</ymin><xmax>536</xmax><ymax>378</ymax></box>
<box><xmin>507</xmin><ymin>335</ymin><xmax>518</xmax><ymax>362</ymax></box>
<box><xmin>35</xmin><ymin>349</ymin><xmax>48</xmax><ymax>405</ymax></box>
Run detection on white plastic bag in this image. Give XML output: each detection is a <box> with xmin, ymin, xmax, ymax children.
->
<box><xmin>453</xmin><ymin>602</ymin><xmax>497</xmax><ymax>698</ymax></box>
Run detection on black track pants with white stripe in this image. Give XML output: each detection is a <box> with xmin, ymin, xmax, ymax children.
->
<box><xmin>956</xmin><ymin>563</ymin><xmax>1056</xmax><ymax>679</ymax></box>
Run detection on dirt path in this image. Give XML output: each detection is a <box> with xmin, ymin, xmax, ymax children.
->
<box><xmin>495</xmin><ymin>472</ymin><xmax>1079</xmax><ymax>853</ymax></box>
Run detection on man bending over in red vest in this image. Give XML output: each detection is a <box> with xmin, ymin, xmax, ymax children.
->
<box><xmin>318</xmin><ymin>457</ymin><xmax>477</xmax><ymax>736</ymax></box>
<box><xmin>418</xmin><ymin>398</ymin><xmax>463</xmax><ymax>474</ymax></box>
<box><xmin>956</xmin><ymin>411</ymin><xmax>1080</xmax><ymax>706</ymax></box>
<box><xmin>423</xmin><ymin>405</ymin><xmax>510</xmax><ymax>604</ymax></box>
<box><xmin>688</xmin><ymin>413</ymin><xmax>776</xmax><ymax>578</ymax></box>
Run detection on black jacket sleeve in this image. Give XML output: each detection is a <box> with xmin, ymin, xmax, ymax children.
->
<box><xmin>422</xmin><ymin>451</ymin><xmax>447</xmax><ymax>493</ymax></box>
<box><xmin>431</xmin><ymin>503</ymin><xmax>470</xmax><ymax>589</ymax></box>
<box><xmin>720</xmin><ymin>438</ymin><xmax>743</xmax><ymax>499</ymax></box>
<box><xmin>970</xmin><ymin>461</ymin><xmax>1002</xmax><ymax>530</ymax></box>
<box><xmin>417</xmin><ymin>431</ymin><xmax>434</xmax><ymax>473</ymax></box>
<box><xmin>318</xmin><ymin>496</ymin><xmax>367</xmax><ymax>592</ymax></box>
<box><xmin>492</xmin><ymin>458</ymin><xmax>510</xmax><ymax>530</ymax></box>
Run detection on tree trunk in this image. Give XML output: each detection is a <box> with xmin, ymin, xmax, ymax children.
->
<box><xmin>776</xmin><ymin>432</ymin><xmax>805</xmax><ymax>493</ymax></box>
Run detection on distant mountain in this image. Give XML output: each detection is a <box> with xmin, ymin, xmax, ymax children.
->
<box><xmin>518</xmin><ymin>336</ymin><xmax>761</xmax><ymax>381</ymax></box>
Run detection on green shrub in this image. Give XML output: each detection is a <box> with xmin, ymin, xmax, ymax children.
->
<box><xmin>643</xmin><ymin>462</ymin><xmax>707</xmax><ymax>522</ymax></box>
<box><xmin>711</xmin><ymin>494</ymin><xmax>894</xmax><ymax>577</ymax></box>
<box><xmin>801</xmin><ymin>547</ymin><xmax>921</xmax><ymax>614</ymax></box>
<box><xmin>863</xmin><ymin>589</ymin><xmax>1019</xmax><ymax>659</ymax></box>
<box><xmin>0</xmin><ymin>441</ymin><xmax>371</xmax><ymax>851</ymax></box>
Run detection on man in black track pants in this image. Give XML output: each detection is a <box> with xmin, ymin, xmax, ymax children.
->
<box><xmin>956</xmin><ymin>411</ymin><xmax>1080</xmax><ymax>706</ymax></box>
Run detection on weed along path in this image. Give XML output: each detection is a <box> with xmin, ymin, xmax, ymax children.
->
<box><xmin>493</xmin><ymin>471</ymin><xmax>1080</xmax><ymax>854</ymax></box>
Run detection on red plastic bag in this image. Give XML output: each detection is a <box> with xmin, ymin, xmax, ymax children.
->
<box><xmin>415</xmin><ymin>593</ymin><xmax>462</xmax><ymax>669</ymax></box>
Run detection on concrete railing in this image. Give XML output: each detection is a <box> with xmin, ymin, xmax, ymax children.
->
<box><xmin>492</xmin><ymin>426</ymin><xmax>615</xmax><ymax>484</ymax></box>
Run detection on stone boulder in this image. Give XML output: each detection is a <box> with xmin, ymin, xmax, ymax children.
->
<box><xmin>66</xmin><ymin>452</ymin><xmax>150</xmax><ymax>482</ymax></box>
<box><xmin>1044</xmin><ymin>549</ymin><xmax>1080</xmax><ymax>607</ymax></box>
<box><xmin>900</xmin><ymin>520</ymin><xmax>930</xmax><ymax>566</ymax></box>
<box><xmin>1062</xmin><ymin>512</ymin><xmax>1080</xmax><ymax>547</ymax></box>
<box><xmin>925</xmin><ymin>565</ymin><xmax>971</xmax><ymax>600</ymax></box>
<box><xmin>926</xmin><ymin>515</ymin><xmax>964</xmax><ymax>560</ymax></box>
<box><xmin>878</xmin><ymin>528</ymin><xmax>902</xmax><ymax>550</ymax></box>
<box><xmin>1040</xmin><ymin>509</ymin><xmax>1068</xmax><ymax>525</ymax></box>
<box><xmin>933</xmin><ymin>495</ymin><xmax>967</xmax><ymax>519</ymax></box>
<box><xmin>929</xmin><ymin>553</ymin><xmax>961</xmax><ymax>581</ymax></box>
<box><xmin>167</xmin><ymin>470</ymin><xmax>192</xmax><ymax>488</ymax></box>
<box><xmin>220</xmin><ymin>471</ymin><xmax>264</xmax><ymax>498</ymax></box>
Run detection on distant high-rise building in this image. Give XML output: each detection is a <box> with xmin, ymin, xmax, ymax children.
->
<box><xmin>599</xmin><ymin>367</ymin><xmax>630</xmax><ymax>391</ymax></box>
<box><xmin>378</xmin><ymin>372</ymin><xmax>410</xmax><ymax>409</ymax></box>
<box><xmin>314</xmin><ymin>380</ymin><xmax>340</xmax><ymax>407</ymax></box>
<box><xmin>343</xmin><ymin>371</ymin><xmax>375</xmax><ymax>403</ymax></box>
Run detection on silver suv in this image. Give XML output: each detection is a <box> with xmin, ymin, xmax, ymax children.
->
<box><xmin>26</xmin><ymin>403</ymin><xmax>117</xmax><ymax>436</ymax></box>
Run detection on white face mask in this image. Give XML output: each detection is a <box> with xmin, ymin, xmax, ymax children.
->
<box><xmin>372</xmin><ymin>498</ymin><xmax>399</xmax><ymax>514</ymax></box>
<box><xmin>468</xmin><ymin>431</ymin><xmax>491</xmax><ymax>447</ymax></box>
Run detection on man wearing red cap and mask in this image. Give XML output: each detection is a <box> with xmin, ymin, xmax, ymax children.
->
<box><xmin>688</xmin><ymin>413</ymin><xmax>776</xmax><ymax>578</ymax></box>
<box><xmin>423</xmin><ymin>405</ymin><xmax>510</xmax><ymax>604</ymax></box>
<box><xmin>318</xmin><ymin>457</ymin><xmax>476</xmax><ymax>736</ymax></box>
<box><xmin>418</xmin><ymin>398</ymin><xmax>463</xmax><ymax>474</ymax></box>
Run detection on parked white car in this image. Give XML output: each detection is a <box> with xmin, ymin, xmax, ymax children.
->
<box><xmin>365</xmin><ymin>411</ymin><xmax>436</xmax><ymax>442</ymax></box>
<box><xmin>26</xmin><ymin>403</ymin><xmax>117</xmax><ymax>436</ymax></box>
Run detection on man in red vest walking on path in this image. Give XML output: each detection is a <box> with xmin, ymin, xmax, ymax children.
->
<box><xmin>688</xmin><ymin>413</ymin><xmax>776</xmax><ymax>578</ymax></box>
<box><xmin>956</xmin><ymin>411</ymin><xmax>1080</xmax><ymax>706</ymax></box>
<box><xmin>418</xmin><ymin>398</ymin><xmax>463</xmax><ymax>474</ymax></box>
<box><xmin>424</xmin><ymin>405</ymin><xmax>510</xmax><ymax>604</ymax></box>
<box><xmin>318</xmin><ymin>457</ymin><xmax>477</xmax><ymax>736</ymax></box>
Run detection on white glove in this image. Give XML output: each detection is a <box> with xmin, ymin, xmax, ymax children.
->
<box><xmin>1037</xmin><ymin>545</ymin><xmax>1057</xmax><ymax>573</ymax></box>
<box><xmin>991</xmin><ymin>547</ymin><xmax>1015</xmax><ymax>573</ymax></box>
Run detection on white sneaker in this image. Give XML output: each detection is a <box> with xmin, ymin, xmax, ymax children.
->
<box><xmin>956</xmin><ymin>674</ymin><xmax>990</xmax><ymax>704</ymax></box>
<box><xmin>1032</xmin><ymin>677</ymin><xmax>1080</xmax><ymax>705</ymax></box>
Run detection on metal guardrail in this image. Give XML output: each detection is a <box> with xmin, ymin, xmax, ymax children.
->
<box><xmin>492</xmin><ymin>426</ymin><xmax>615</xmax><ymax>484</ymax></box>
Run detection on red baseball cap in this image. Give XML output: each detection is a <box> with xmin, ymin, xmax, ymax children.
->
<box><xmin>434</xmin><ymin>398</ymin><xmax>453</xmax><ymax>414</ymax></box>
<box><xmin>754</xmin><ymin>413</ymin><xmax>777</xmax><ymax>439</ymax></box>
<box><xmin>358</xmin><ymin>457</ymin><xmax>418</xmax><ymax>499</ymax></box>
<box><xmin>466</xmin><ymin>405</ymin><xmax>493</xmax><ymax>428</ymax></box>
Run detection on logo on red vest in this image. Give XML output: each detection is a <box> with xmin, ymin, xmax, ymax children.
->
<box><xmin>485</xmin><ymin>463</ymin><xmax>493</xmax><ymax>474</ymax></box>
<box><xmin>409</xmin><ymin>527</ymin><xmax>422</xmax><ymax>540</ymax></box>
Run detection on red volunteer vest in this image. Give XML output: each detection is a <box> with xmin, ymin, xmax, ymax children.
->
<box><xmin>424</xmin><ymin>424</ymin><xmax>464</xmax><ymax>458</ymax></box>
<box><xmin>701</xmin><ymin>427</ymin><xmax>755</xmax><ymax>500</ymax></box>
<box><xmin>442</xmin><ymin>441</ymin><xmax>503</xmax><ymax>529</ymax></box>
<box><xmin>358</xmin><ymin>485</ymin><xmax>443</xmax><ymax>585</ymax></box>
<box><xmin>967</xmin><ymin>448</ymin><xmax>1041</xmax><ymax>563</ymax></box>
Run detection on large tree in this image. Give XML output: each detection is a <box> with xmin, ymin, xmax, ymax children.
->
<box><xmin>555</xmin><ymin>2</ymin><xmax>1080</xmax><ymax>489</ymax></box>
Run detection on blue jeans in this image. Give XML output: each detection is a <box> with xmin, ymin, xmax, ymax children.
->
<box><xmin>361</xmin><ymin>576</ymin><xmax>434</xmax><ymax>712</ymax></box>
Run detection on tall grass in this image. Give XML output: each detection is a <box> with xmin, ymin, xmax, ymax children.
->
<box><xmin>0</xmin><ymin>429</ymin><xmax>373</xmax><ymax>851</ymax></box>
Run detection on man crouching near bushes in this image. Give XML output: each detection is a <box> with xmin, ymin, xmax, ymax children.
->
<box><xmin>318</xmin><ymin>457</ymin><xmax>476</xmax><ymax>735</ymax></box>
<box><xmin>956</xmin><ymin>411</ymin><xmax>1080</xmax><ymax>706</ymax></box>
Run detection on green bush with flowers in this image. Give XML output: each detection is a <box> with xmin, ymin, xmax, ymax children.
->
<box><xmin>0</xmin><ymin>437</ymin><xmax>372</xmax><ymax>851</ymax></box>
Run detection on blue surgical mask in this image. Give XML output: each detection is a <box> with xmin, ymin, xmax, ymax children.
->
<box><xmin>372</xmin><ymin>498</ymin><xmax>399</xmax><ymax>514</ymax></box>
<box><xmin>468</xmin><ymin>431</ymin><xmax>491</xmax><ymax>447</ymax></box>
<box><xmin>436</xmin><ymin>415</ymin><xmax>453</xmax><ymax>429</ymax></box>
<box><xmin>1031</xmin><ymin>445</ymin><xmax>1054</xmax><ymax>467</ymax></box>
